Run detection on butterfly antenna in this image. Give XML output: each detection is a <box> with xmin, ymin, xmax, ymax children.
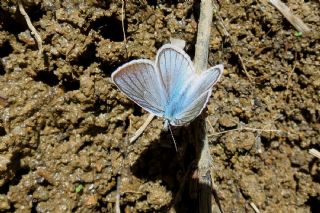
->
<box><xmin>168</xmin><ymin>123</ymin><xmax>178</xmax><ymax>152</ymax></box>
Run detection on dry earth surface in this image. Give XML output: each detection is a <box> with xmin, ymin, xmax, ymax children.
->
<box><xmin>0</xmin><ymin>0</ymin><xmax>319</xmax><ymax>212</ymax></box>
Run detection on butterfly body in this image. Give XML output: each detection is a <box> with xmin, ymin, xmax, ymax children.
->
<box><xmin>112</xmin><ymin>44</ymin><xmax>223</xmax><ymax>126</ymax></box>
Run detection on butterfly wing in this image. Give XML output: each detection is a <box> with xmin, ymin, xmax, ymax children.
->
<box><xmin>171</xmin><ymin>64</ymin><xmax>223</xmax><ymax>126</ymax></box>
<box><xmin>111</xmin><ymin>59</ymin><xmax>167</xmax><ymax>117</ymax></box>
<box><xmin>155</xmin><ymin>44</ymin><xmax>195</xmax><ymax>100</ymax></box>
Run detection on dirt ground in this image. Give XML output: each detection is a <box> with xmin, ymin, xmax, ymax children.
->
<box><xmin>0</xmin><ymin>0</ymin><xmax>319</xmax><ymax>212</ymax></box>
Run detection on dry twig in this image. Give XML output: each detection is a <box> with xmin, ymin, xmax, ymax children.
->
<box><xmin>309</xmin><ymin>148</ymin><xmax>320</xmax><ymax>159</ymax></box>
<box><xmin>249</xmin><ymin>202</ymin><xmax>261</xmax><ymax>213</ymax></box>
<box><xmin>268</xmin><ymin>0</ymin><xmax>311</xmax><ymax>34</ymax></box>
<box><xmin>18</xmin><ymin>0</ymin><xmax>43</xmax><ymax>55</ymax></box>
<box><xmin>285</xmin><ymin>60</ymin><xmax>297</xmax><ymax>100</ymax></box>
<box><xmin>212</xmin><ymin>3</ymin><xmax>253</xmax><ymax>82</ymax></box>
<box><xmin>236</xmin><ymin>52</ymin><xmax>253</xmax><ymax>82</ymax></box>
<box><xmin>208</xmin><ymin>126</ymin><xmax>283</xmax><ymax>137</ymax></box>
<box><xmin>129</xmin><ymin>114</ymin><xmax>155</xmax><ymax>143</ymax></box>
<box><xmin>193</xmin><ymin>0</ymin><xmax>216</xmax><ymax>212</ymax></box>
<box><xmin>121</xmin><ymin>0</ymin><xmax>128</xmax><ymax>57</ymax></box>
<box><xmin>115</xmin><ymin>176</ymin><xmax>121</xmax><ymax>213</ymax></box>
<box><xmin>121</xmin><ymin>0</ymin><xmax>127</xmax><ymax>43</ymax></box>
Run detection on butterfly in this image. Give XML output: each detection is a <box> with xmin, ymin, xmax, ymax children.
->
<box><xmin>112</xmin><ymin>44</ymin><xmax>223</xmax><ymax>126</ymax></box>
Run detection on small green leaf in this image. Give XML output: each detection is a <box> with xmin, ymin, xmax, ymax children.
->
<box><xmin>75</xmin><ymin>184</ymin><xmax>84</xmax><ymax>193</ymax></box>
<box><xmin>294</xmin><ymin>31</ymin><xmax>302</xmax><ymax>37</ymax></box>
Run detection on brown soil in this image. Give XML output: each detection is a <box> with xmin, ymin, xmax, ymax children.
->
<box><xmin>0</xmin><ymin>0</ymin><xmax>319</xmax><ymax>212</ymax></box>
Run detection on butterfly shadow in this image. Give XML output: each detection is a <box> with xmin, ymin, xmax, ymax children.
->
<box><xmin>130</xmin><ymin>120</ymin><xmax>212</xmax><ymax>212</ymax></box>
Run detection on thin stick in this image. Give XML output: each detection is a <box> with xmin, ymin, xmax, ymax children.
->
<box><xmin>208</xmin><ymin>126</ymin><xmax>283</xmax><ymax>137</ymax></box>
<box><xmin>129</xmin><ymin>114</ymin><xmax>154</xmax><ymax>143</ymax></box>
<box><xmin>236</xmin><ymin>52</ymin><xmax>253</xmax><ymax>82</ymax></box>
<box><xmin>212</xmin><ymin>4</ymin><xmax>253</xmax><ymax>82</ymax></box>
<box><xmin>210</xmin><ymin>175</ymin><xmax>225</xmax><ymax>213</ymax></box>
<box><xmin>206</xmin><ymin>119</ymin><xmax>216</xmax><ymax>135</ymax></box>
<box><xmin>18</xmin><ymin>0</ymin><xmax>43</xmax><ymax>55</ymax></box>
<box><xmin>268</xmin><ymin>0</ymin><xmax>311</xmax><ymax>34</ymax></box>
<box><xmin>121</xmin><ymin>0</ymin><xmax>128</xmax><ymax>57</ymax></box>
<box><xmin>120</xmin><ymin>190</ymin><xmax>143</xmax><ymax>194</ymax></box>
<box><xmin>121</xmin><ymin>0</ymin><xmax>127</xmax><ymax>43</ymax></box>
<box><xmin>249</xmin><ymin>202</ymin><xmax>261</xmax><ymax>213</ymax></box>
<box><xmin>115</xmin><ymin>176</ymin><xmax>121</xmax><ymax>213</ymax></box>
<box><xmin>285</xmin><ymin>61</ymin><xmax>296</xmax><ymax>100</ymax></box>
<box><xmin>309</xmin><ymin>148</ymin><xmax>320</xmax><ymax>159</ymax></box>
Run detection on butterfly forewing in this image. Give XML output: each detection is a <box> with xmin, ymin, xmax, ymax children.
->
<box><xmin>112</xmin><ymin>59</ymin><xmax>166</xmax><ymax>117</ymax></box>
<box><xmin>156</xmin><ymin>45</ymin><xmax>194</xmax><ymax>100</ymax></box>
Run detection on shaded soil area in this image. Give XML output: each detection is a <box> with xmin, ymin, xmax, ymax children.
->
<box><xmin>0</xmin><ymin>0</ymin><xmax>319</xmax><ymax>212</ymax></box>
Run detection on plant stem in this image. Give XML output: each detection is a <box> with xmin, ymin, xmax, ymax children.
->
<box><xmin>193</xmin><ymin>0</ymin><xmax>215</xmax><ymax>213</ymax></box>
<box><xmin>194</xmin><ymin>0</ymin><xmax>214</xmax><ymax>74</ymax></box>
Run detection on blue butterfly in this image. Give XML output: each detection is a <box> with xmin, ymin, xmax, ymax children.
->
<box><xmin>112</xmin><ymin>44</ymin><xmax>223</xmax><ymax>126</ymax></box>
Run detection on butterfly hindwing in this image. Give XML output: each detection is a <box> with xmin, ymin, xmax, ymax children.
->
<box><xmin>184</xmin><ymin>64</ymin><xmax>223</xmax><ymax>105</ymax></box>
<box><xmin>171</xmin><ymin>64</ymin><xmax>223</xmax><ymax>125</ymax></box>
<box><xmin>172</xmin><ymin>91</ymin><xmax>211</xmax><ymax>125</ymax></box>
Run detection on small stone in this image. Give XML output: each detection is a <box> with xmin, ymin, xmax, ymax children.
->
<box><xmin>84</xmin><ymin>195</ymin><xmax>98</xmax><ymax>206</ymax></box>
<box><xmin>0</xmin><ymin>195</ymin><xmax>10</xmax><ymax>211</ymax></box>
<box><xmin>312</xmin><ymin>78</ymin><xmax>320</xmax><ymax>88</ymax></box>
<box><xmin>219</xmin><ymin>115</ymin><xmax>237</xmax><ymax>128</ymax></box>
<box><xmin>0</xmin><ymin>155</ymin><xmax>11</xmax><ymax>171</ymax></box>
